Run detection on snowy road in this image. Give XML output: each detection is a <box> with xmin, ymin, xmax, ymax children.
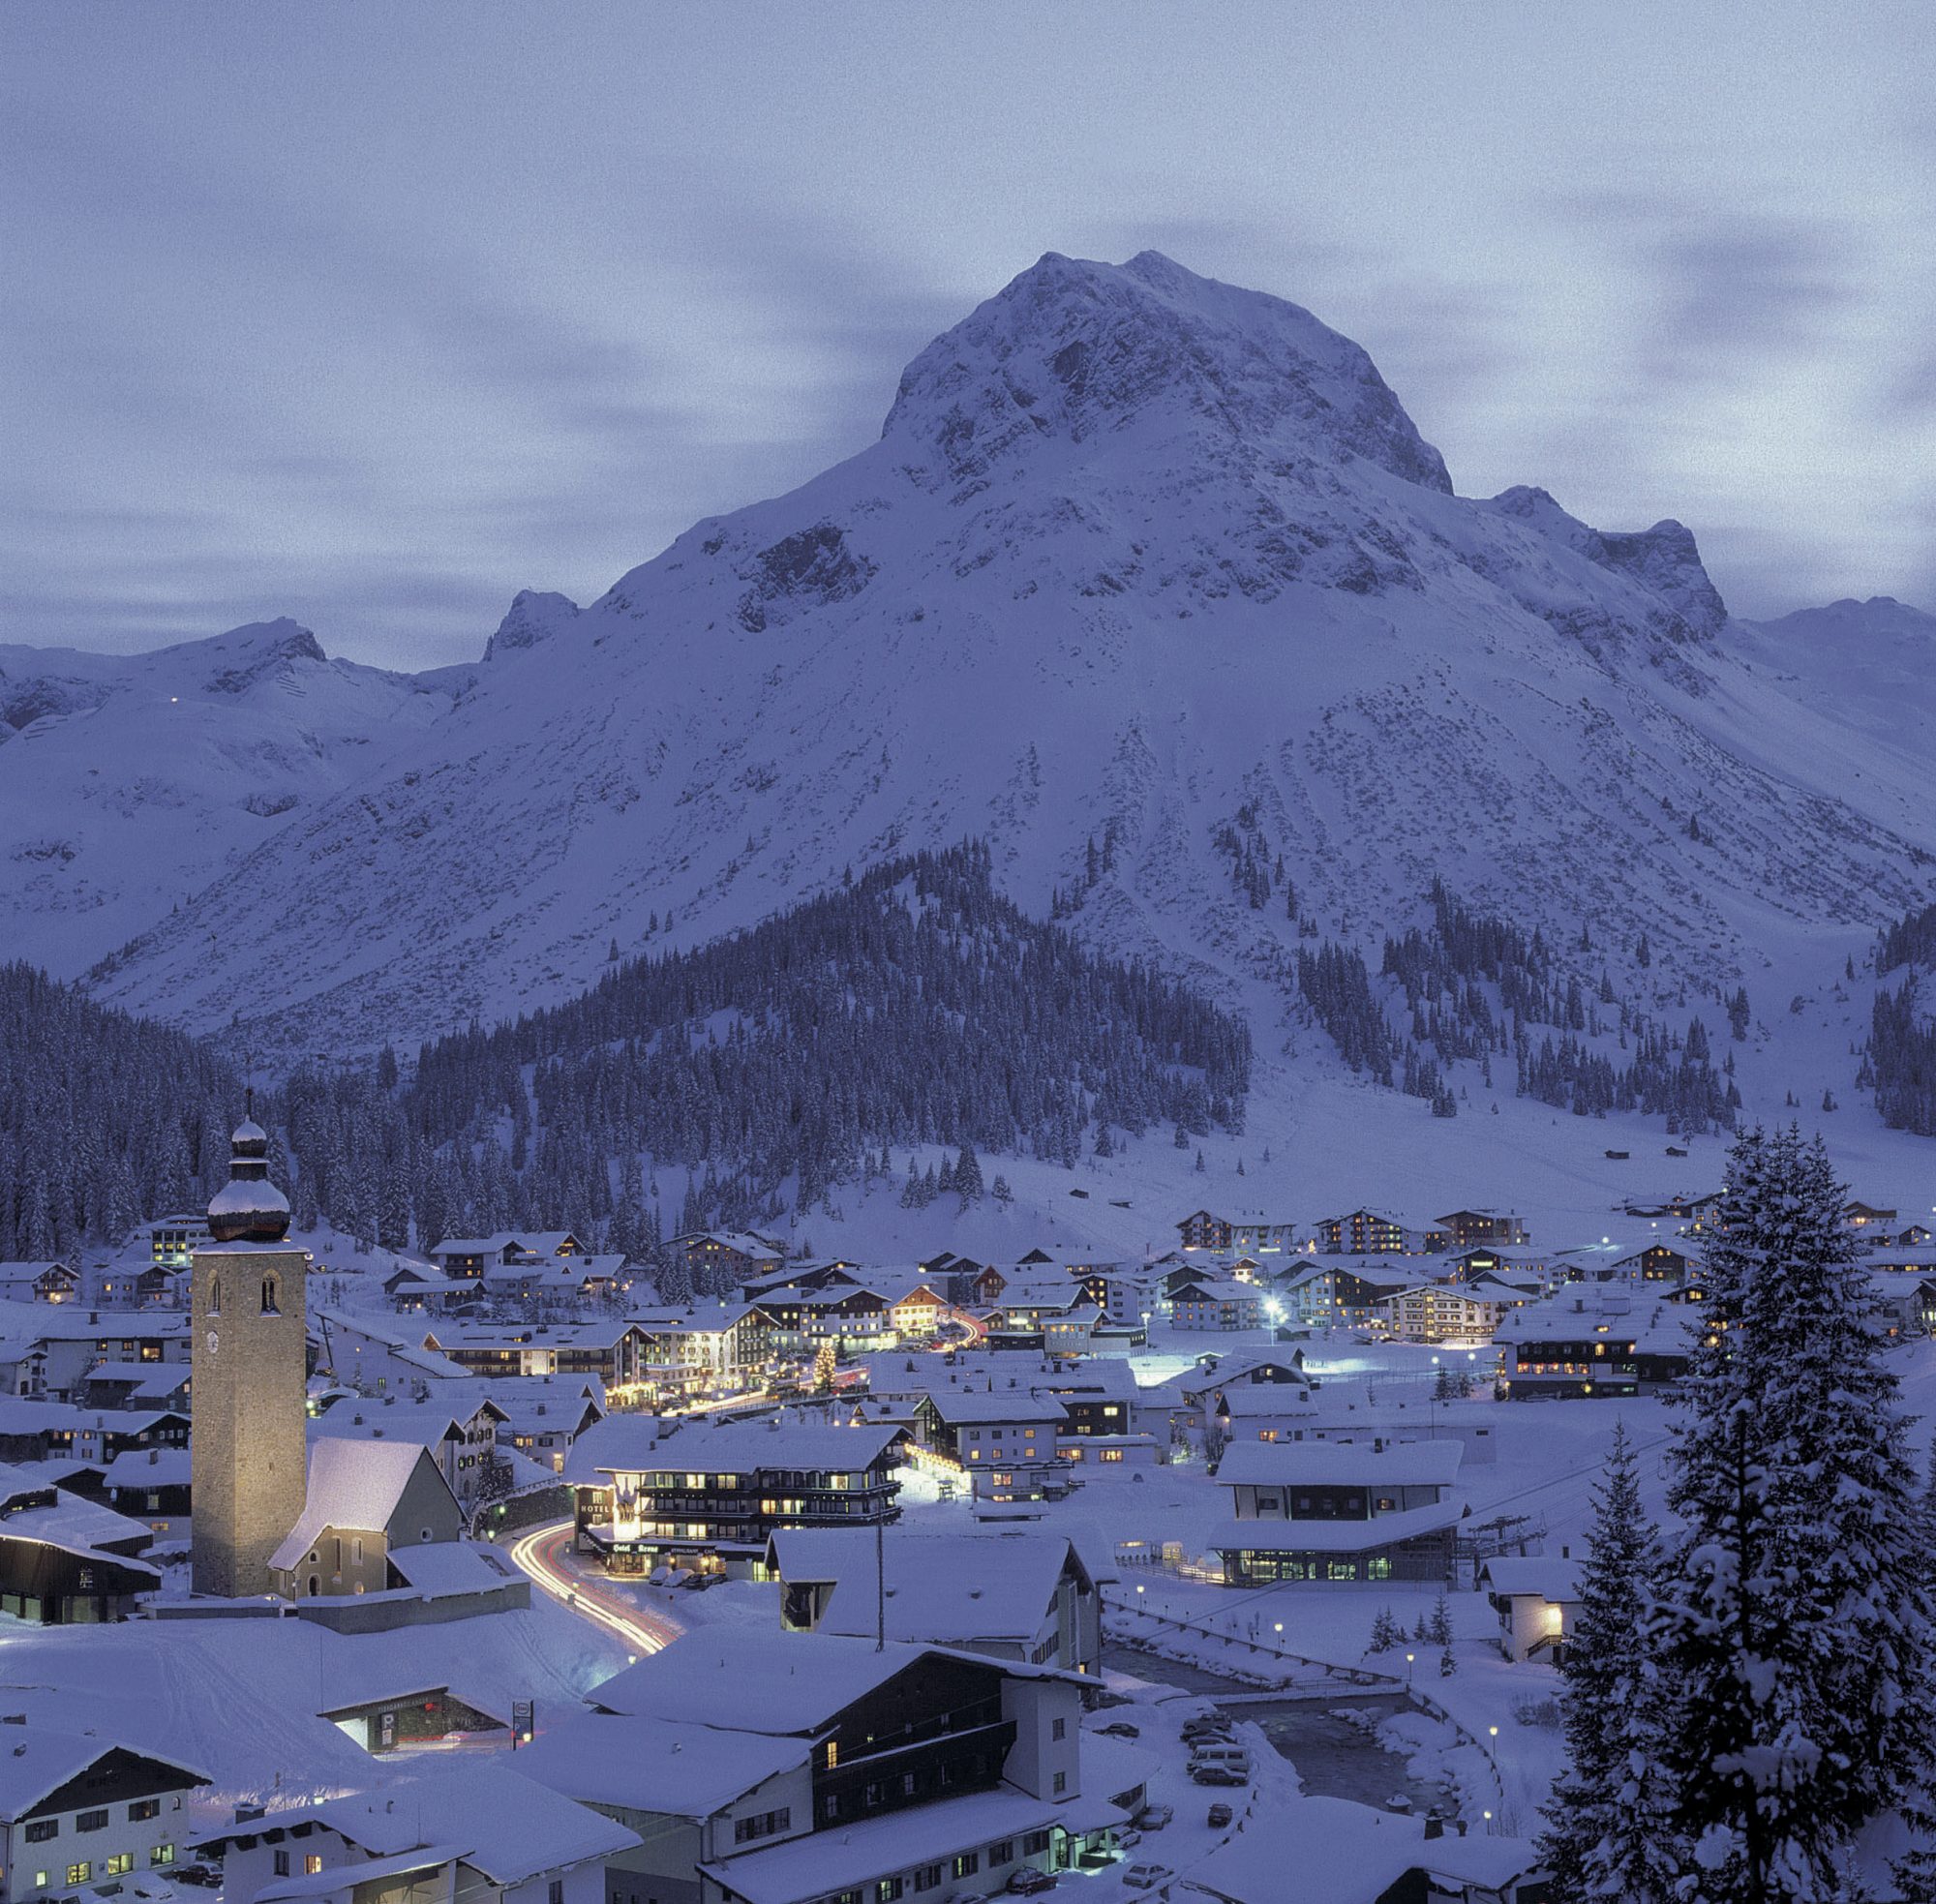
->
<box><xmin>505</xmin><ymin>1521</ymin><xmax>683</xmax><ymax>1657</ymax></box>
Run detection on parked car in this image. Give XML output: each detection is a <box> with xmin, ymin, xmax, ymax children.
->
<box><xmin>1115</xmin><ymin>1829</ymin><xmax>1142</xmax><ymax>1852</ymax></box>
<box><xmin>1206</xmin><ymin>1802</ymin><xmax>1234</xmax><ymax>1828</ymax></box>
<box><xmin>1182</xmin><ymin>1718</ymin><xmax>1233</xmax><ymax>1739</ymax></box>
<box><xmin>1097</xmin><ymin>1720</ymin><xmax>1141</xmax><ymax>1738</ymax></box>
<box><xmin>1133</xmin><ymin>1803</ymin><xmax>1173</xmax><ymax>1830</ymax></box>
<box><xmin>1191</xmin><ymin>1765</ymin><xmax>1249</xmax><ymax>1787</ymax></box>
<box><xmin>1006</xmin><ymin>1872</ymin><xmax>1058</xmax><ymax>1895</ymax></box>
<box><xmin>1122</xmin><ymin>1865</ymin><xmax>1171</xmax><ymax>1891</ymax></box>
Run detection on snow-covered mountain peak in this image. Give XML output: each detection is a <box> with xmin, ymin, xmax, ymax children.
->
<box><xmin>483</xmin><ymin>589</ymin><xmax>581</xmax><ymax>662</ymax></box>
<box><xmin>879</xmin><ymin>249</ymin><xmax>1453</xmax><ymax>499</ymax></box>
<box><xmin>1483</xmin><ymin>486</ymin><xmax>1728</xmax><ymax>639</ymax></box>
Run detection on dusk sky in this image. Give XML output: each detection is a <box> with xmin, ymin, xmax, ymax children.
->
<box><xmin>6</xmin><ymin>1</ymin><xmax>1933</xmax><ymax>670</ymax></box>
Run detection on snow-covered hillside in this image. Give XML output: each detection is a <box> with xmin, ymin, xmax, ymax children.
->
<box><xmin>0</xmin><ymin>620</ymin><xmax>469</xmax><ymax>974</ymax></box>
<box><xmin>13</xmin><ymin>253</ymin><xmax>1934</xmax><ymax>1185</ymax></box>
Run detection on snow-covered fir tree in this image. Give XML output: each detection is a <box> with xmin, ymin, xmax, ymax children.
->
<box><xmin>1542</xmin><ymin>1418</ymin><xmax>1677</xmax><ymax>1903</ymax></box>
<box><xmin>1646</xmin><ymin>1126</ymin><xmax>1936</xmax><ymax>1902</ymax></box>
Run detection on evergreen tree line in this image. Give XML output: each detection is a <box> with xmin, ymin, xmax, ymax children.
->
<box><xmin>1869</xmin><ymin>978</ymin><xmax>1936</xmax><ymax>1138</ymax></box>
<box><xmin>1543</xmin><ymin>1126</ymin><xmax>1936</xmax><ymax>1903</ymax></box>
<box><xmin>389</xmin><ymin>841</ymin><xmax>1250</xmax><ymax>1246</ymax></box>
<box><xmin>1868</xmin><ymin>904</ymin><xmax>1936</xmax><ymax>1137</ymax></box>
<box><xmin>0</xmin><ymin>962</ymin><xmax>248</xmax><ymax>1260</ymax></box>
<box><xmin>1293</xmin><ymin>878</ymin><xmax>1739</xmax><ymax>1133</ymax></box>
<box><xmin>1879</xmin><ymin>901</ymin><xmax>1936</xmax><ymax>978</ymax></box>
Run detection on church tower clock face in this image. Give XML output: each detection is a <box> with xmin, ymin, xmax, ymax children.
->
<box><xmin>206</xmin><ymin>1331</ymin><xmax>219</xmax><ymax>1354</ymax></box>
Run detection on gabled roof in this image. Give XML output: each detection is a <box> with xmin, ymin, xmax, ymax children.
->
<box><xmin>565</xmin><ymin>1412</ymin><xmax>906</xmax><ymax>1483</ymax></box>
<box><xmin>920</xmin><ymin>1390</ymin><xmax>1068</xmax><ymax>1426</ymax></box>
<box><xmin>586</xmin><ymin>1629</ymin><xmax>1059</xmax><ymax>1735</ymax></box>
<box><xmin>768</xmin><ymin>1526</ymin><xmax>1092</xmax><ymax>1644</ymax></box>
<box><xmin>270</xmin><ymin>1438</ymin><xmax>455</xmax><ymax>1570</ymax></box>
<box><xmin>1481</xmin><ymin>1556</ymin><xmax>1584</xmax><ymax>1602</ymax></box>
<box><xmin>517</xmin><ymin>1710</ymin><xmax>808</xmax><ymax>1818</ymax></box>
<box><xmin>0</xmin><ymin>1730</ymin><xmax>207</xmax><ymax>1824</ymax></box>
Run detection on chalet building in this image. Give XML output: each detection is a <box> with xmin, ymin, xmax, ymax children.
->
<box><xmin>1846</xmin><ymin>1201</ymin><xmax>1899</xmax><ymax>1231</ymax></box>
<box><xmin>1273</xmin><ymin>1260</ymin><xmax>1414</xmax><ymax>1329</ymax></box>
<box><xmin>1210</xmin><ymin>1441</ymin><xmax>1465</xmax><ymax>1586</ymax></box>
<box><xmin>269</xmin><ymin>1438</ymin><xmax>467</xmax><ymax>1599</ymax></box>
<box><xmin>919</xmin><ymin>1253</ymin><xmax>1006</xmax><ymax>1307</ymax></box>
<box><xmin>770</xmin><ymin>1526</ymin><xmax>1104</xmax><ymax>1674</ymax></box>
<box><xmin>430</xmin><ymin>1230</ymin><xmax>588</xmax><ymax>1281</ymax></box>
<box><xmin>753</xmin><ymin>1284</ymin><xmax>895</xmax><ymax>1352</ymax></box>
<box><xmin>1875</xmin><ymin>1278</ymin><xmax>1936</xmax><ymax>1339</ymax></box>
<box><xmin>1441</xmin><ymin>1247</ymin><xmax>1556</xmax><ymax>1291</ymax></box>
<box><xmin>1434</xmin><ymin>1209</ymin><xmax>1531</xmax><ymax>1249</ymax></box>
<box><xmin>1168</xmin><ymin>1277</ymin><xmax>1263</xmax><ymax>1333</ymax></box>
<box><xmin>570</xmin><ymin>1630</ymin><xmax>1117</xmax><ymax>1904</ymax></box>
<box><xmin>76</xmin><ymin>1362</ymin><xmax>193</xmax><ymax>1412</ymax></box>
<box><xmin>1606</xmin><ymin>1242</ymin><xmax>1698</xmax><ymax>1286</ymax></box>
<box><xmin>449</xmin><ymin>1375</ymin><xmax>605</xmax><ymax>1475</ymax></box>
<box><xmin>630</xmin><ymin>1305</ymin><xmax>775</xmax><ymax>1403</ymax></box>
<box><xmin>1175</xmin><ymin>1212</ymin><xmax>1299</xmax><ymax>1254</ymax></box>
<box><xmin>102</xmin><ymin>1445</ymin><xmax>192</xmax><ymax>1535</ymax></box>
<box><xmin>1896</xmin><ymin>1224</ymin><xmax>1934</xmax><ymax>1247</ymax></box>
<box><xmin>1140</xmin><ymin>1350</ymin><xmax>1311</xmax><ymax>1443</ymax></box>
<box><xmin>5</xmin><ymin>1315</ymin><xmax>191</xmax><ymax>1403</ymax></box>
<box><xmin>566</xmin><ymin>1413</ymin><xmax>907</xmax><ymax>1579</ymax></box>
<box><xmin>1622</xmin><ymin>1191</ymin><xmax>1722</xmax><ymax>1225</ymax></box>
<box><xmin>1311</xmin><ymin>1210</ymin><xmax>1446</xmax><ymax>1256</ymax></box>
<box><xmin>668</xmin><ymin>1230</ymin><xmax>788</xmax><ymax>1288</ymax></box>
<box><xmin>1482</xmin><ymin>1555</ymin><xmax>1585</xmax><ymax>1663</ymax></box>
<box><xmin>1868</xmin><ymin>1245</ymin><xmax>1936</xmax><ymax>1280</ymax></box>
<box><xmin>197</xmin><ymin>1763</ymin><xmax>636</xmax><ymax>1904</ymax></box>
<box><xmin>1496</xmin><ymin>1287</ymin><xmax>1694</xmax><ymax>1398</ymax></box>
<box><xmin>915</xmin><ymin>1391</ymin><xmax>1067</xmax><ymax>1472</ymax></box>
<box><xmin>0</xmin><ymin>1401</ymin><xmax>190</xmax><ymax>1467</ymax></box>
<box><xmin>1374</xmin><ymin>1284</ymin><xmax>1502</xmax><ymax>1345</ymax></box>
<box><xmin>0</xmin><ymin>1263</ymin><xmax>78</xmax><ymax>1305</ymax></box>
<box><xmin>147</xmin><ymin>1213</ymin><xmax>212</xmax><ymax>1270</ymax></box>
<box><xmin>310</xmin><ymin>1395</ymin><xmax>511</xmax><ymax>1509</ymax></box>
<box><xmin>481</xmin><ymin>1253</ymin><xmax>628</xmax><ymax>1304</ymax></box>
<box><xmin>0</xmin><ymin>1731</ymin><xmax>208</xmax><ymax>1898</ymax></box>
<box><xmin>1032</xmin><ymin>1357</ymin><xmax>1139</xmax><ymax>1439</ymax></box>
<box><xmin>420</xmin><ymin>1319</ymin><xmax>646</xmax><ymax>1389</ymax></box>
<box><xmin>96</xmin><ymin>1263</ymin><xmax>185</xmax><ymax>1309</ymax></box>
<box><xmin>0</xmin><ymin>1464</ymin><xmax>161</xmax><ymax>1620</ymax></box>
<box><xmin>990</xmin><ymin>1282</ymin><xmax>1103</xmax><ymax>1354</ymax></box>
<box><xmin>1090</xmin><ymin>1265</ymin><xmax>1166</xmax><ymax>1332</ymax></box>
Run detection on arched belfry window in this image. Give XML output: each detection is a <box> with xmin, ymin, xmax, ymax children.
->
<box><xmin>207</xmin><ymin>1274</ymin><xmax>221</xmax><ymax>1316</ymax></box>
<box><xmin>260</xmin><ymin>1275</ymin><xmax>280</xmax><ymax>1315</ymax></box>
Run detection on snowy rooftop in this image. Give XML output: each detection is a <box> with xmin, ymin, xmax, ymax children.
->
<box><xmin>516</xmin><ymin>1710</ymin><xmax>808</xmax><ymax>1818</ymax></box>
<box><xmin>1482</xmin><ymin>1555</ymin><xmax>1586</xmax><ymax>1602</ymax></box>
<box><xmin>270</xmin><ymin>1437</ymin><xmax>447</xmax><ymax>1570</ymax></box>
<box><xmin>921</xmin><ymin>1390</ymin><xmax>1069</xmax><ymax>1426</ymax></box>
<box><xmin>1187</xmin><ymin>1794</ymin><xmax>1433</xmax><ymax>1904</ymax></box>
<box><xmin>586</xmin><ymin>1628</ymin><xmax>1061</xmax><ymax>1735</ymax></box>
<box><xmin>1208</xmin><ymin>1500</ymin><xmax>1463</xmax><ymax>1554</ymax></box>
<box><xmin>566</xmin><ymin>1412</ymin><xmax>904</xmax><ymax>1484</ymax></box>
<box><xmin>769</xmin><ymin>1526</ymin><xmax>1090</xmax><ymax>1642</ymax></box>
<box><xmin>385</xmin><ymin>1540</ymin><xmax>517</xmax><ymax>1597</ymax></box>
<box><xmin>697</xmin><ymin>1783</ymin><xmax>1112</xmax><ymax>1904</ymax></box>
<box><xmin>1214</xmin><ymin>1440</ymin><xmax>1463</xmax><ymax>1488</ymax></box>
<box><xmin>0</xmin><ymin>1728</ymin><xmax>206</xmax><ymax>1824</ymax></box>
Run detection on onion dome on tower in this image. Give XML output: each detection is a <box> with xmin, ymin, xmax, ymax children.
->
<box><xmin>207</xmin><ymin>1094</ymin><xmax>291</xmax><ymax>1244</ymax></box>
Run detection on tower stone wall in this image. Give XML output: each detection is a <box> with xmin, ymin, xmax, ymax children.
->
<box><xmin>190</xmin><ymin>1109</ymin><xmax>308</xmax><ymax>1599</ymax></box>
<box><xmin>190</xmin><ymin>1244</ymin><xmax>309</xmax><ymax>1597</ymax></box>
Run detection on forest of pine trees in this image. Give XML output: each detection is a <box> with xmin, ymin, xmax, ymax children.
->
<box><xmin>1870</xmin><ymin>901</ymin><xmax>1936</xmax><ymax>1136</ymax></box>
<box><xmin>381</xmin><ymin>841</ymin><xmax>1250</xmax><ymax>1249</ymax></box>
<box><xmin>0</xmin><ymin>961</ymin><xmax>247</xmax><ymax>1258</ymax></box>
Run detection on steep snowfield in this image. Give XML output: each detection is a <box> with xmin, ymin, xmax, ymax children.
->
<box><xmin>11</xmin><ymin>251</ymin><xmax>1933</xmax><ymax>1193</ymax></box>
<box><xmin>0</xmin><ymin>620</ymin><xmax>468</xmax><ymax>975</ymax></box>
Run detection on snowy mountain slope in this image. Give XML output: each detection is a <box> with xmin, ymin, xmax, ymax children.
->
<box><xmin>37</xmin><ymin>253</ymin><xmax>1936</xmax><ymax>1145</ymax></box>
<box><xmin>0</xmin><ymin>620</ymin><xmax>465</xmax><ymax>976</ymax></box>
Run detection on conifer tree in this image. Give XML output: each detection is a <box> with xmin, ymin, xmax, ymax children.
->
<box><xmin>1647</xmin><ymin>1126</ymin><xmax>1936</xmax><ymax>1902</ymax></box>
<box><xmin>1543</xmin><ymin>1419</ymin><xmax>1676</xmax><ymax>1901</ymax></box>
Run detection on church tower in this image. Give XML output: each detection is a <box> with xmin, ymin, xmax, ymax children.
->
<box><xmin>190</xmin><ymin>1104</ymin><xmax>308</xmax><ymax>1598</ymax></box>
